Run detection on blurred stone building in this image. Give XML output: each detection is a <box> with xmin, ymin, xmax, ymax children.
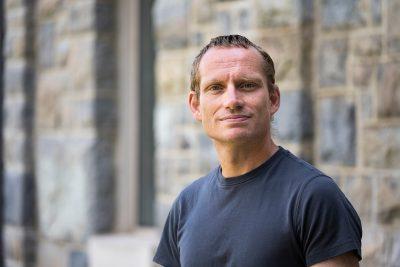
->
<box><xmin>1</xmin><ymin>0</ymin><xmax>400</xmax><ymax>267</ymax></box>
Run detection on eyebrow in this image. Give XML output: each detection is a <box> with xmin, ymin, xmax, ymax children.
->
<box><xmin>236</xmin><ymin>77</ymin><xmax>263</xmax><ymax>84</ymax></box>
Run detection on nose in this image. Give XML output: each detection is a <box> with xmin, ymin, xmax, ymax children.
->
<box><xmin>223</xmin><ymin>85</ymin><xmax>243</xmax><ymax>111</ymax></box>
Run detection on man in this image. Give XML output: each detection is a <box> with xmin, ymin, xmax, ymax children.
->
<box><xmin>154</xmin><ymin>35</ymin><xmax>362</xmax><ymax>267</ymax></box>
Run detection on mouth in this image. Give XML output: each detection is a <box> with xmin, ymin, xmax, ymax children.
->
<box><xmin>220</xmin><ymin>114</ymin><xmax>251</xmax><ymax>122</ymax></box>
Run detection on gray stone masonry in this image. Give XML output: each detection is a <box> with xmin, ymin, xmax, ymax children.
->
<box><xmin>3</xmin><ymin>0</ymin><xmax>117</xmax><ymax>266</ymax></box>
<box><xmin>377</xmin><ymin>62</ymin><xmax>400</xmax><ymax>118</ymax></box>
<box><xmin>320</xmin><ymin>0</ymin><xmax>365</xmax><ymax>29</ymax></box>
<box><xmin>319</xmin><ymin>38</ymin><xmax>348</xmax><ymax>87</ymax></box>
<box><xmin>315</xmin><ymin>0</ymin><xmax>400</xmax><ymax>264</ymax></box>
<box><xmin>363</xmin><ymin>126</ymin><xmax>400</xmax><ymax>169</ymax></box>
<box><xmin>3</xmin><ymin>0</ymin><xmax>37</xmax><ymax>266</ymax></box>
<box><xmin>318</xmin><ymin>96</ymin><xmax>356</xmax><ymax>165</ymax></box>
<box><xmin>35</xmin><ymin>0</ymin><xmax>117</xmax><ymax>265</ymax></box>
<box><xmin>275</xmin><ymin>90</ymin><xmax>313</xmax><ymax>142</ymax></box>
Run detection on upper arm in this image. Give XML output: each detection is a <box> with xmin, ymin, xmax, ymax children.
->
<box><xmin>153</xmin><ymin>199</ymin><xmax>181</xmax><ymax>267</ymax></box>
<box><xmin>310</xmin><ymin>252</ymin><xmax>359</xmax><ymax>267</ymax></box>
<box><xmin>295</xmin><ymin>176</ymin><xmax>362</xmax><ymax>266</ymax></box>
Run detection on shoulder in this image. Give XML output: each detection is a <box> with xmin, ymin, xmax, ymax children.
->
<box><xmin>174</xmin><ymin>167</ymin><xmax>217</xmax><ymax>209</ymax></box>
<box><xmin>295</xmin><ymin>175</ymin><xmax>351</xmax><ymax>217</ymax></box>
<box><xmin>274</xmin><ymin>148</ymin><xmax>329</xmax><ymax>193</ymax></box>
<box><xmin>180</xmin><ymin>167</ymin><xmax>216</xmax><ymax>197</ymax></box>
<box><xmin>293</xmin><ymin>175</ymin><xmax>342</xmax><ymax>219</ymax></box>
<box><xmin>276</xmin><ymin>148</ymin><xmax>359</xmax><ymax>220</ymax></box>
<box><xmin>279</xmin><ymin>148</ymin><xmax>325</xmax><ymax>179</ymax></box>
<box><xmin>294</xmin><ymin>175</ymin><xmax>363</xmax><ymax>242</ymax></box>
<box><xmin>294</xmin><ymin>174</ymin><xmax>363</xmax><ymax>265</ymax></box>
<box><xmin>300</xmin><ymin>175</ymin><xmax>340</xmax><ymax>198</ymax></box>
<box><xmin>163</xmin><ymin>168</ymin><xmax>217</xmax><ymax>230</ymax></box>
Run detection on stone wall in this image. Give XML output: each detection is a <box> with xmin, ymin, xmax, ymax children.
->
<box><xmin>314</xmin><ymin>0</ymin><xmax>400</xmax><ymax>265</ymax></box>
<box><xmin>153</xmin><ymin>0</ymin><xmax>400</xmax><ymax>265</ymax></box>
<box><xmin>3</xmin><ymin>0</ymin><xmax>37</xmax><ymax>266</ymax></box>
<box><xmin>3</xmin><ymin>0</ymin><xmax>117</xmax><ymax>266</ymax></box>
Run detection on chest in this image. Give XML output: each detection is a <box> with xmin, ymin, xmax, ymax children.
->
<box><xmin>177</xmin><ymin>187</ymin><xmax>304</xmax><ymax>267</ymax></box>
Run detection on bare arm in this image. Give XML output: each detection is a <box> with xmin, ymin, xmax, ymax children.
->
<box><xmin>310</xmin><ymin>252</ymin><xmax>359</xmax><ymax>267</ymax></box>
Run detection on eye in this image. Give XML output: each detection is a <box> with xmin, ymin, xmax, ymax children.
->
<box><xmin>208</xmin><ymin>84</ymin><xmax>223</xmax><ymax>93</ymax></box>
<box><xmin>239</xmin><ymin>82</ymin><xmax>256</xmax><ymax>90</ymax></box>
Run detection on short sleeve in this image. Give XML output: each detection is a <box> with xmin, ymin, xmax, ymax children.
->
<box><xmin>295</xmin><ymin>176</ymin><xmax>362</xmax><ymax>266</ymax></box>
<box><xmin>153</xmin><ymin>199</ymin><xmax>181</xmax><ymax>267</ymax></box>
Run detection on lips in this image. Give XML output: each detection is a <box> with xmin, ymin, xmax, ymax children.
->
<box><xmin>220</xmin><ymin>114</ymin><xmax>251</xmax><ymax>122</ymax></box>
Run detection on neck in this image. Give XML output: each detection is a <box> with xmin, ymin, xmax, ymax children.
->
<box><xmin>214</xmin><ymin>137</ymin><xmax>278</xmax><ymax>178</ymax></box>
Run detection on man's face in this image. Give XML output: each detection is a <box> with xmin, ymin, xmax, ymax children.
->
<box><xmin>189</xmin><ymin>47</ymin><xmax>280</xmax><ymax>145</ymax></box>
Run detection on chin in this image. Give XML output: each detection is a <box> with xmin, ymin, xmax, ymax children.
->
<box><xmin>211</xmin><ymin>127</ymin><xmax>270</xmax><ymax>143</ymax></box>
<box><xmin>210</xmin><ymin>131</ymin><xmax>255</xmax><ymax>144</ymax></box>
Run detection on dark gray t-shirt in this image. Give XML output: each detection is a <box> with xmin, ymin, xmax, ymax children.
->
<box><xmin>153</xmin><ymin>147</ymin><xmax>362</xmax><ymax>267</ymax></box>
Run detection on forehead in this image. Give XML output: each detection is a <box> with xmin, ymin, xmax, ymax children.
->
<box><xmin>198</xmin><ymin>47</ymin><xmax>265</xmax><ymax>80</ymax></box>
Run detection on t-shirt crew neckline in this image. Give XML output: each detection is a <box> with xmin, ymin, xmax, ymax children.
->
<box><xmin>216</xmin><ymin>146</ymin><xmax>285</xmax><ymax>187</ymax></box>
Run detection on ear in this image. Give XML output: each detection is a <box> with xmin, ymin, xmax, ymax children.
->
<box><xmin>188</xmin><ymin>91</ymin><xmax>202</xmax><ymax>121</ymax></box>
<box><xmin>269</xmin><ymin>84</ymin><xmax>280</xmax><ymax>116</ymax></box>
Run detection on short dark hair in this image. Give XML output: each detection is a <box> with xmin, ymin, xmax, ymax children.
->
<box><xmin>190</xmin><ymin>35</ymin><xmax>276</xmax><ymax>97</ymax></box>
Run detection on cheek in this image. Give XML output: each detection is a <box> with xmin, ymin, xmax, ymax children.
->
<box><xmin>252</xmin><ymin>97</ymin><xmax>269</xmax><ymax>112</ymax></box>
<box><xmin>200</xmin><ymin>101</ymin><xmax>217</xmax><ymax>115</ymax></box>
